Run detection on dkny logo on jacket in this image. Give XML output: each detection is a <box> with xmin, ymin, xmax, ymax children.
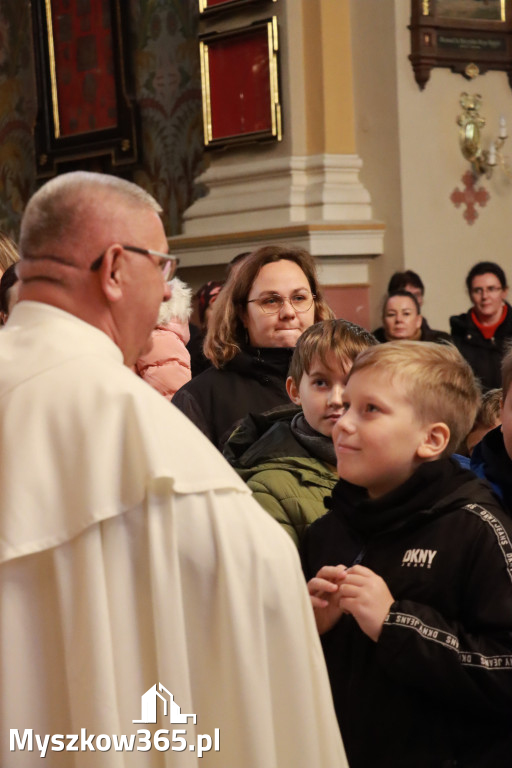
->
<box><xmin>402</xmin><ymin>548</ymin><xmax>437</xmax><ymax>568</ymax></box>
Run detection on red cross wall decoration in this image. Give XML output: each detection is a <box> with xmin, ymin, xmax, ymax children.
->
<box><xmin>450</xmin><ymin>171</ymin><xmax>490</xmax><ymax>225</ymax></box>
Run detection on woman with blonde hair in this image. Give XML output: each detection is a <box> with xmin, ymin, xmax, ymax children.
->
<box><xmin>173</xmin><ymin>244</ymin><xmax>333</xmax><ymax>449</ymax></box>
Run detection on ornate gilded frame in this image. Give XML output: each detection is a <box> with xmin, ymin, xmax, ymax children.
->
<box><xmin>199</xmin><ymin>0</ymin><xmax>276</xmax><ymax>17</ymax></box>
<box><xmin>199</xmin><ymin>17</ymin><xmax>281</xmax><ymax>149</ymax></box>
<box><xmin>31</xmin><ymin>0</ymin><xmax>140</xmax><ymax>178</ymax></box>
<box><xmin>410</xmin><ymin>0</ymin><xmax>512</xmax><ymax>89</ymax></box>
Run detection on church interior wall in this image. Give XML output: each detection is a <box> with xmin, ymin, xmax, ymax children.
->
<box><xmin>352</xmin><ymin>0</ymin><xmax>512</xmax><ymax>331</ymax></box>
<box><xmin>2</xmin><ymin>1</ymin><xmax>512</xmax><ymax>332</ymax></box>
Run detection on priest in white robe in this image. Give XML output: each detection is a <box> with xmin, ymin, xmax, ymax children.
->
<box><xmin>0</xmin><ymin>172</ymin><xmax>347</xmax><ymax>767</ymax></box>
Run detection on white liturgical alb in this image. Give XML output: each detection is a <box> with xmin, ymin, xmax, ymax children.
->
<box><xmin>0</xmin><ymin>302</ymin><xmax>347</xmax><ymax>767</ymax></box>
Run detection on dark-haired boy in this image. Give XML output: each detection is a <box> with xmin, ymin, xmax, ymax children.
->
<box><xmin>303</xmin><ymin>341</ymin><xmax>512</xmax><ymax>768</ymax></box>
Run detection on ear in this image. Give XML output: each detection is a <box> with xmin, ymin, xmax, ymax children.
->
<box><xmin>286</xmin><ymin>376</ymin><xmax>302</xmax><ymax>406</ymax></box>
<box><xmin>415</xmin><ymin>313</ymin><xmax>423</xmax><ymax>331</ymax></box>
<box><xmin>98</xmin><ymin>245</ymin><xmax>124</xmax><ymax>303</ymax></box>
<box><xmin>416</xmin><ymin>422</ymin><xmax>450</xmax><ymax>460</ymax></box>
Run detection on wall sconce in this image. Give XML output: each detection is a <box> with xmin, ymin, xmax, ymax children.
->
<box><xmin>457</xmin><ymin>92</ymin><xmax>509</xmax><ymax>179</ymax></box>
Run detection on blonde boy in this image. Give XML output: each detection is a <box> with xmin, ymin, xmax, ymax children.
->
<box><xmin>302</xmin><ymin>341</ymin><xmax>512</xmax><ymax>768</ymax></box>
<box><xmin>223</xmin><ymin>319</ymin><xmax>377</xmax><ymax>545</ymax></box>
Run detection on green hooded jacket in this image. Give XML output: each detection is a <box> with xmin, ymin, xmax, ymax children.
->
<box><xmin>223</xmin><ymin>405</ymin><xmax>337</xmax><ymax>547</ymax></box>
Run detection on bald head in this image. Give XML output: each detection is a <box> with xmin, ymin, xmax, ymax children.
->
<box><xmin>16</xmin><ymin>172</ymin><xmax>170</xmax><ymax>364</ymax></box>
<box><xmin>20</xmin><ymin>172</ymin><xmax>162</xmax><ymax>279</ymax></box>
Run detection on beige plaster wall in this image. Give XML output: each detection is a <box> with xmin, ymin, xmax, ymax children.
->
<box><xmin>351</xmin><ymin>0</ymin><xmax>512</xmax><ymax>331</ymax></box>
<box><xmin>350</xmin><ymin>0</ymin><xmax>403</xmax><ymax>328</ymax></box>
<box><xmin>196</xmin><ymin>0</ymin><xmax>357</xmax><ymax>166</ymax></box>
<box><xmin>302</xmin><ymin>0</ymin><xmax>356</xmax><ymax>154</ymax></box>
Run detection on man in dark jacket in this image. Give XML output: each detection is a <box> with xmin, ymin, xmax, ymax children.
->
<box><xmin>303</xmin><ymin>341</ymin><xmax>512</xmax><ymax>768</ymax></box>
<box><xmin>450</xmin><ymin>261</ymin><xmax>512</xmax><ymax>390</ymax></box>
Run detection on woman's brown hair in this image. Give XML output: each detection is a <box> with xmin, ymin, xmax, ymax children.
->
<box><xmin>204</xmin><ymin>244</ymin><xmax>334</xmax><ymax>368</ymax></box>
<box><xmin>0</xmin><ymin>232</ymin><xmax>19</xmax><ymax>273</ymax></box>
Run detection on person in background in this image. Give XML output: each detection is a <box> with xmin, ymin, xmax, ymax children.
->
<box><xmin>225</xmin><ymin>250</ymin><xmax>251</xmax><ymax>278</ymax></box>
<box><xmin>303</xmin><ymin>341</ymin><xmax>512</xmax><ymax>768</ymax></box>
<box><xmin>456</xmin><ymin>387</ymin><xmax>502</xmax><ymax>458</ymax></box>
<box><xmin>224</xmin><ymin>319</ymin><xmax>377</xmax><ymax>546</ymax></box>
<box><xmin>450</xmin><ymin>261</ymin><xmax>512</xmax><ymax>390</ymax></box>
<box><xmin>0</xmin><ymin>263</ymin><xmax>20</xmax><ymax>324</ymax></box>
<box><xmin>173</xmin><ymin>244</ymin><xmax>334</xmax><ymax>450</ymax></box>
<box><xmin>187</xmin><ymin>280</ymin><xmax>224</xmax><ymax>378</ymax></box>
<box><xmin>0</xmin><ymin>231</ymin><xmax>19</xmax><ymax>277</ymax></box>
<box><xmin>387</xmin><ymin>269</ymin><xmax>449</xmax><ymax>340</ymax></box>
<box><xmin>135</xmin><ymin>276</ymin><xmax>192</xmax><ymax>401</ymax></box>
<box><xmin>0</xmin><ymin>171</ymin><xmax>347</xmax><ymax>768</ymax></box>
<box><xmin>387</xmin><ymin>269</ymin><xmax>425</xmax><ymax>307</ymax></box>
<box><xmin>197</xmin><ymin>280</ymin><xmax>223</xmax><ymax>330</ymax></box>
<box><xmin>458</xmin><ymin>349</ymin><xmax>512</xmax><ymax>512</ymax></box>
<box><xmin>373</xmin><ymin>290</ymin><xmax>451</xmax><ymax>343</ymax></box>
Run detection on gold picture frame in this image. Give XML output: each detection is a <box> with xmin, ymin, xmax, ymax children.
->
<box><xmin>199</xmin><ymin>17</ymin><xmax>281</xmax><ymax>149</ymax></box>
<box><xmin>410</xmin><ymin>0</ymin><xmax>512</xmax><ymax>89</ymax></box>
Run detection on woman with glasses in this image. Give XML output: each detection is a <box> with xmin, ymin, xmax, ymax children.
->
<box><xmin>173</xmin><ymin>245</ymin><xmax>333</xmax><ymax>449</ymax></box>
<box><xmin>450</xmin><ymin>261</ymin><xmax>512</xmax><ymax>390</ymax></box>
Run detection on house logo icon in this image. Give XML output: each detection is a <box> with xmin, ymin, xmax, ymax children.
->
<box><xmin>133</xmin><ymin>683</ymin><xmax>197</xmax><ymax>725</ymax></box>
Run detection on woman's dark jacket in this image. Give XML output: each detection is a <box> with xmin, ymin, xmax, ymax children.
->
<box><xmin>172</xmin><ymin>347</ymin><xmax>294</xmax><ymax>450</ymax></box>
<box><xmin>449</xmin><ymin>303</ymin><xmax>512</xmax><ymax>390</ymax></box>
<box><xmin>301</xmin><ymin>459</ymin><xmax>512</xmax><ymax>768</ymax></box>
<box><xmin>372</xmin><ymin>318</ymin><xmax>452</xmax><ymax>344</ymax></box>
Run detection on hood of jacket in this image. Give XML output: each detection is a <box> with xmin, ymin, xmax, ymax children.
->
<box><xmin>224</xmin><ymin>404</ymin><xmax>337</xmax><ymax>490</ymax></box>
<box><xmin>158</xmin><ymin>277</ymin><xmax>193</xmax><ymax>325</ymax></box>
<box><xmin>223</xmin><ymin>404</ymin><xmax>304</xmax><ymax>467</ymax></box>
<box><xmin>328</xmin><ymin>457</ymin><xmax>502</xmax><ymax>539</ymax></box>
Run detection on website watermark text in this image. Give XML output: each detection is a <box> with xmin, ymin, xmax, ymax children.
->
<box><xmin>10</xmin><ymin>728</ymin><xmax>220</xmax><ymax>758</ymax></box>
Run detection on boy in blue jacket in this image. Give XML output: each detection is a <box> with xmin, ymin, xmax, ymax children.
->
<box><xmin>303</xmin><ymin>341</ymin><xmax>512</xmax><ymax>768</ymax></box>
<box><xmin>462</xmin><ymin>349</ymin><xmax>512</xmax><ymax>512</ymax></box>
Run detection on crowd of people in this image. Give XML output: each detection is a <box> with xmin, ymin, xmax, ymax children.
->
<box><xmin>2</xmin><ymin>171</ymin><xmax>512</xmax><ymax>768</ymax></box>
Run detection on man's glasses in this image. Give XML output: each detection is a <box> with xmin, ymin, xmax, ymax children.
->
<box><xmin>471</xmin><ymin>286</ymin><xmax>502</xmax><ymax>297</ymax></box>
<box><xmin>246</xmin><ymin>292</ymin><xmax>316</xmax><ymax>315</ymax></box>
<box><xmin>90</xmin><ymin>244</ymin><xmax>179</xmax><ymax>281</ymax></box>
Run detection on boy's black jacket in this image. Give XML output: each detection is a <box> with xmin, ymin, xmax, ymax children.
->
<box><xmin>301</xmin><ymin>458</ymin><xmax>512</xmax><ymax>768</ymax></box>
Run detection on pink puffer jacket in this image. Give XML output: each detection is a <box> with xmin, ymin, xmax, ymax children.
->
<box><xmin>135</xmin><ymin>278</ymin><xmax>192</xmax><ymax>401</ymax></box>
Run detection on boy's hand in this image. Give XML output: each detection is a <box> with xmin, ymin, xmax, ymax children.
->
<box><xmin>307</xmin><ymin>565</ymin><xmax>347</xmax><ymax>635</ymax></box>
<box><xmin>338</xmin><ymin>565</ymin><xmax>394</xmax><ymax>642</ymax></box>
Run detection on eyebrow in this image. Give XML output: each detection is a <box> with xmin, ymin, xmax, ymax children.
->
<box><xmin>256</xmin><ymin>287</ymin><xmax>310</xmax><ymax>296</ymax></box>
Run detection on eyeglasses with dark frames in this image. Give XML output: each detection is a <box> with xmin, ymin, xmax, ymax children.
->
<box><xmin>90</xmin><ymin>244</ymin><xmax>179</xmax><ymax>281</ymax></box>
<box><xmin>246</xmin><ymin>292</ymin><xmax>316</xmax><ymax>315</ymax></box>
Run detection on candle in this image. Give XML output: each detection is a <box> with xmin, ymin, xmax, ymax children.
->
<box><xmin>488</xmin><ymin>141</ymin><xmax>497</xmax><ymax>166</ymax></box>
<box><xmin>499</xmin><ymin>115</ymin><xmax>507</xmax><ymax>139</ymax></box>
